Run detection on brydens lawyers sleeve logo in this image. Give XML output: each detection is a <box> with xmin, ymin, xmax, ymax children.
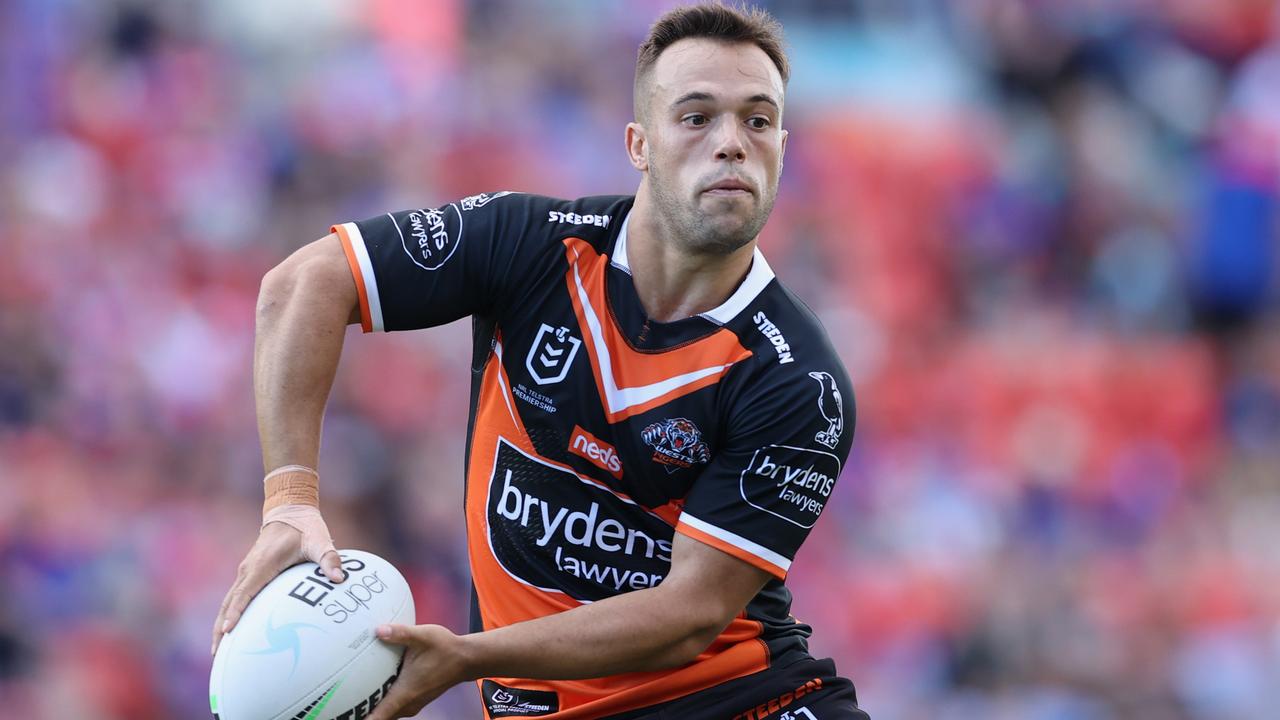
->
<box><xmin>526</xmin><ymin>324</ymin><xmax>582</xmax><ymax>386</ymax></box>
<box><xmin>740</xmin><ymin>445</ymin><xmax>840</xmax><ymax>528</ymax></box>
<box><xmin>642</xmin><ymin>418</ymin><xmax>711</xmax><ymax>473</ymax></box>
<box><xmin>808</xmin><ymin>371</ymin><xmax>844</xmax><ymax>450</ymax></box>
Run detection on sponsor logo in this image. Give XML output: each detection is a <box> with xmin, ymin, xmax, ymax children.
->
<box><xmin>807</xmin><ymin>371</ymin><xmax>843</xmax><ymax>449</ymax></box>
<box><xmin>569</xmin><ymin>425</ymin><xmax>623</xmax><ymax>479</ymax></box>
<box><xmin>753</xmin><ymin>311</ymin><xmax>795</xmax><ymax>364</ymax></box>
<box><xmin>481</xmin><ymin>679</ymin><xmax>559</xmax><ymax>717</ymax></box>
<box><xmin>547</xmin><ymin>210</ymin><xmax>611</xmax><ymax>227</ymax></box>
<box><xmin>731</xmin><ymin>678</ymin><xmax>825</xmax><ymax>720</ymax></box>
<box><xmin>245</xmin><ymin>614</ymin><xmax>322</xmax><ymax>678</ymax></box>
<box><xmin>324</xmin><ymin>671</ymin><xmax>399</xmax><ymax>720</ymax></box>
<box><xmin>739</xmin><ymin>446</ymin><xmax>840</xmax><ymax>528</ymax></box>
<box><xmin>460</xmin><ymin>190</ymin><xmax>513</xmax><ymax>211</ymax></box>
<box><xmin>486</xmin><ymin>439</ymin><xmax>673</xmax><ymax>601</ymax></box>
<box><xmin>525</xmin><ymin>323</ymin><xmax>582</xmax><ymax>386</ymax></box>
<box><xmin>285</xmin><ymin>555</ymin><xmax>390</xmax><ymax>625</ymax></box>
<box><xmin>288</xmin><ymin>682</ymin><xmax>340</xmax><ymax>720</ymax></box>
<box><xmin>641</xmin><ymin>418</ymin><xmax>710</xmax><ymax>473</ymax></box>
<box><xmin>396</xmin><ymin>203</ymin><xmax>463</xmax><ymax>270</ymax></box>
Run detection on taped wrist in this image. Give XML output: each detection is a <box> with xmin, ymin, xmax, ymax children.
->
<box><xmin>261</xmin><ymin>465</ymin><xmax>337</xmax><ymax>562</ymax></box>
<box><xmin>262</xmin><ymin>464</ymin><xmax>320</xmax><ymax>515</ymax></box>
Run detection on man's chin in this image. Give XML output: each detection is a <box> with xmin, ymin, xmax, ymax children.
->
<box><xmin>696</xmin><ymin>196</ymin><xmax>754</xmax><ymax>224</ymax></box>
<box><xmin>686</xmin><ymin>213</ymin><xmax>757</xmax><ymax>255</ymax></box>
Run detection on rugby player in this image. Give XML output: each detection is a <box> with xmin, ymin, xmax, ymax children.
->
<box><xmin>213</xmin><ymin>4</ymin><xmax>868</xmax><ymax>718</ymax></box>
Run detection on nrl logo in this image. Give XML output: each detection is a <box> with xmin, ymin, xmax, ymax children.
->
<box><xmin>641</xmin><ymin>418</ymin><xmax>710</xmax><ymax>473</ymax></box>
<box><xmin>526</xmin><ymin>323</ymin><xmax>582</xmax><ymax>386</ymax></box>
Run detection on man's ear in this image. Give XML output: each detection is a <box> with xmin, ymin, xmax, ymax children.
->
<box><xmin>779</xmin><ymin>128</ymin><xmax>788</xmax><ymax>174</ymax></box>
<box><xmin>626</xmin><ymin>122</ymin><xmax>649</xmax><ymax>172</ymax></box>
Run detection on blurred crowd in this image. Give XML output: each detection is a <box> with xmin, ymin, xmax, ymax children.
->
<box><xmin>2</xmin><ymin>0</ymin><xmax>1279</xmax><ymax>718</ymax></box>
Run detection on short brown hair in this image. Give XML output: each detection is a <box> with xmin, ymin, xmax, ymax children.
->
<box><xmin>634</xmin><ymin>3</ymin><xmax>789</xmax><ymax>119</ymax></box>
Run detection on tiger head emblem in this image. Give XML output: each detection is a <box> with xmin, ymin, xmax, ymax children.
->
<box><xmin>641</xmin><ymin>417</ymin><xmax>711</xmax><ymax>472</ymax></box>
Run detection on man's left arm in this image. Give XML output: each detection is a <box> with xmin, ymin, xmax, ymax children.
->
<box><xmin>367</xmin><ymin>532</ymin><xmax>771</xmax><ymax>719</ymax></box>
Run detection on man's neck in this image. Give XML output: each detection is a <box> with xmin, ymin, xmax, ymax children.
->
<box><xmin>624</xmin><ymin>189</ymin><xmax>757</xmax><ymax>324</ymax></box>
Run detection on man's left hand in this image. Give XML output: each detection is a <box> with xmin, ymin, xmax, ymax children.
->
<box><xmin>367</xmin><ymin>624</ymin><xmax>471</xmax><ymax>720</ymax></box>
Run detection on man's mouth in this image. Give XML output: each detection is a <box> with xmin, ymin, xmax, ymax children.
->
<box><xmin>702</xmin><ymin>179</ymin><xmax>753</xmax><ymax>197</ymax></box>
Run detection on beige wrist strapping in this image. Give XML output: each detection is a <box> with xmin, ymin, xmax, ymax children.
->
<box><xmin>263</xmin><ymin>464</ymin><xmax>320</xmax><ymax>514</ymax></box>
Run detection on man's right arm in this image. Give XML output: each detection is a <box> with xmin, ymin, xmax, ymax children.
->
<box><xmin>213</xmin><ymin>191</ymin><xmax>542</xmax><ymax>654</ymax></box>
<box><xmin>211</xmin><ymin>233</ymin><xmax>357</xmax><ymax>655</ymax></box>
<box><xmin>254</xmin><ymin>233</ymin><xmax>359</xmax><ymax>472</ymax></box>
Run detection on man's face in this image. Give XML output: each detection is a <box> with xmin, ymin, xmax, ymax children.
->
<box><xmin>634</xmin><ymin>38</ymin><xmax>787</xmax><ymax>256</ymax></box>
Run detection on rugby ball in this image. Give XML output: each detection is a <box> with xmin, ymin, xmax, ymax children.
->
<box><xmin>210</xmin><ymin>549</ymin><xmax>415</xmax><ymax>720</ymax></box>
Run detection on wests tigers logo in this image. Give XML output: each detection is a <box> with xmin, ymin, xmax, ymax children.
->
<box><xmin>642</xmin><ymin>418</ymin><xmax>710</xmax><ymax>473</ymax></box>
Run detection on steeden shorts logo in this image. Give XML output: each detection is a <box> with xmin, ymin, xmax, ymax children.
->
<box><xmin>730</xmin><ymin>677</ymin><xmax>825</xmax><ymax>720</ymax></box>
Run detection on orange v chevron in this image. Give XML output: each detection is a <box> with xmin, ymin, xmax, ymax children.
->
<box><xmin>562</xmin><ymin>237</ymin><xmax>752</xmax><ymax>424</ymax></box>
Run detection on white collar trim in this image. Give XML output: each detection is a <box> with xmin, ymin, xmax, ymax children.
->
<box><xmin>610</xmin><ymin>209</ymin><xmax>775</xmax><ymax>326</ymax></box>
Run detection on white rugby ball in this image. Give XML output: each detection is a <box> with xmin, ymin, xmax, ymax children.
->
<box><xmin>210</xmin><ymin>549</ymin><xmax>415</xmax><ymax>720</ymax></box>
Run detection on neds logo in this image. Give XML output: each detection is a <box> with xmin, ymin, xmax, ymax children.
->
<box><xmin>568</xmin><ymin>425</ymin><xmax>623</xmax><ymax>479</ymax></box>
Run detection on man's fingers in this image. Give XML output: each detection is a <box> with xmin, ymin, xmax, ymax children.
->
<box><xmin>209</xmin><ymin>563</ymin><xmax>247</xmax><ymax>653</ymax></box>
<box><xmin>318</xmin><ymin>548</ymin><xmax>345</xmax><ymax>583</ymax></box>
<box><xmin>211</xmin><ymin>574</ymin><xmax>245</xmax><ymax>655</ymax></box>
<box><xmin>220</xmin><ymin>562</ymin><xmax>276</xmax><ymax>635</ymax></box>
<box><xmin>375</xmin><ymin>624</ymin><xmax>413</xmax><ymax>647</ymax></box>
<box><xmin>366</xmin><ymin>678</ymin><xmax>415</xmax><ymax>720</ymax></box>
<box><xmin>213</xmin><ymin>522</ymin><xmax>320</xmax><ymax>656</ymax></box>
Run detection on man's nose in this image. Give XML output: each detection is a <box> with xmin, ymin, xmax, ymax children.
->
<box><xmin>713</xmin><ymin>119</ymin><xmax>746</xmax><ymax>162</ymax></box>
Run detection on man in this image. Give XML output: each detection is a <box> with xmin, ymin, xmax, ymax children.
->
<box><xmin>212</xmin><ymin>4</ymin><xmax>867</xmax><ymax>718</ymax></box>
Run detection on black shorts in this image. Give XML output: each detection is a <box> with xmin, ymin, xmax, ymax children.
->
<box><xmin>601</xmin><ymin>657</ymin><xmax>870</xmax><ymax>720</ymax></box>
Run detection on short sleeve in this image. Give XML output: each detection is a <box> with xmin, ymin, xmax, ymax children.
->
<box><xmin>677</xmin><ymin>365</ymin><xmax>855</xmax><ymax>579</ymax></box>
<box><xmin>333</xmin><ymin>191</ymin><xmax>534</xmax><ymax>332</ymax></box>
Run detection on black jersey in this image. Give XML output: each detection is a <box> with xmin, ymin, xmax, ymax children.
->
<box><xmin>334</xmin><ymin>192</ymin><xmax>855</xmax><ymax>719</ymax></box>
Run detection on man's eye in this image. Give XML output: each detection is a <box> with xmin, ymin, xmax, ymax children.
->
<box><xmin>748</xmin><ymin>116</ymin><xmax>771</xmax><ymax>129</ymax></box>
<box><xmin>683</xmin><ymin>114</ymin><xmax>708</xmax><ymax>126</ymax></box>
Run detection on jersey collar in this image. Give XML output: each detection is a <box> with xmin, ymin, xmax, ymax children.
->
<box><xmin>610</xmin><ymin>210</ymin><xmax>776</xmax><ymax>327</ymax></box>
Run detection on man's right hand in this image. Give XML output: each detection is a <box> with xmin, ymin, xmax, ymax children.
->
<box><xmin>211</xmin><ymin>519</ymin><xmax>345</xmax><ymax>655</ymax></box>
